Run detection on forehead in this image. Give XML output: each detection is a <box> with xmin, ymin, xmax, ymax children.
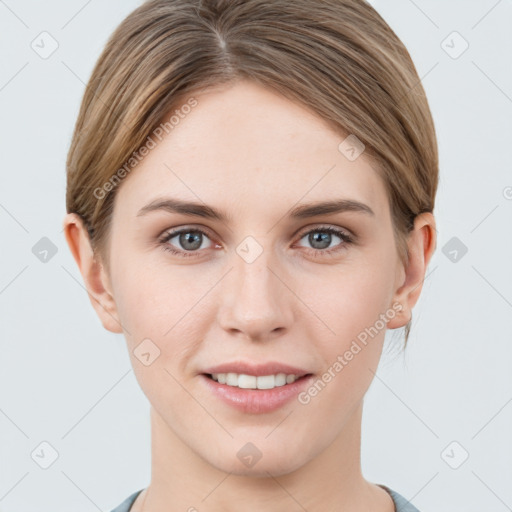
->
<box><xmin>114</xmin><ymin>80</ymin><xmax>388</xmax><ymax>219</ymax></box>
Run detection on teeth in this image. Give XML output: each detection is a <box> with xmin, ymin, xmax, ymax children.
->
<box><xmin>210</xmin><ymin>372</ymin><xmax>301</xmax><ymax>389</ymax></box>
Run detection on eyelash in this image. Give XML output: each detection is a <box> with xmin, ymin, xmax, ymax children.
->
<box><xmin>158</xmin><ymin>225</ymin><xmax>354</xmax><ymax>259</ymax></box>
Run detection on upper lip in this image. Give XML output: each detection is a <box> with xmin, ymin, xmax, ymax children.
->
<box><xmin>201</xmin><ymin>361</ymin><xmax>312</xmax><ymax>377</ymax></box>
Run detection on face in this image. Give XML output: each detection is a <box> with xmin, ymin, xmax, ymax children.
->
<box><xmin>101</xmin><ymin>79</ymin><xmax>406</xmax><ymax>476</ymax></box>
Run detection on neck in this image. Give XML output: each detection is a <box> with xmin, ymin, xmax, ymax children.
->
<box><xmin>132</xmin><ymin>401</ymin><xmax>394</xmax><ymax>512</ymax></box>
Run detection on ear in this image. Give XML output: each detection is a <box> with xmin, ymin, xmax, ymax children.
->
<box><xmin>387</xmin><ymin>212</ymin><xmax>437</xmax><ymax>329</ymax></box>
<box><xmin>62</xmin><ymin>213</ymin><xmax>124</xmax><ymax>334</ymax></box>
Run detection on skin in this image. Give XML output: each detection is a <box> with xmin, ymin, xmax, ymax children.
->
<box><xmin>63</xmin><ymin>79</ymin><xmax>436</xmax><ymax>512</ymax></box>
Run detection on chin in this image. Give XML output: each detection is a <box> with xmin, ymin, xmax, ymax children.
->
<box><xmin>206</xmin><ymin>448</ymin><xmax>307</xmax><ymax>478</ymax></box>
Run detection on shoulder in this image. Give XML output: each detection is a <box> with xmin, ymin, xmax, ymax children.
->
<box><xmin>110</xmin><ymin>486</ymin><xmax>420</xmax><ymax>512</ymax></box>
<box><xmin>109</xmin><ymin>489</ymin><xmax>144</xmax><ymax>512</ymax></box>
<box><xmin>378</xmin><ymin>484</ymin><xmax>421</xmax><ymax>512</ymax></box>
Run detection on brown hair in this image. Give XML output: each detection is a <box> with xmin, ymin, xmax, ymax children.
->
<box><xmin>65</xmin><ymin>0</ymin><xmax>438</xmax><ymax>348</ymax></box>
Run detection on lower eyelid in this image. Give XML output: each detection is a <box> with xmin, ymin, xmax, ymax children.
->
<box><xmin>296</xmin><ymin>232</ymin><xmax>352</xmax><ymax>252</ymax></box>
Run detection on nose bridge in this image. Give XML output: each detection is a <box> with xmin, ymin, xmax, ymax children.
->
<box><xmin>218</xmin><ymin>234</ymin><xmax>292</xmax><ymax>338</ymax></box>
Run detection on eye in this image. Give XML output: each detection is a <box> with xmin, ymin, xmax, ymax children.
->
<box><xmin>158</xmin><ymin>227</ymin><xmax>216</xmax><ymax>257</ymax></box>
<box><xmin>295</xmin><ymin>226</ymin><xmax>354</xmax><ymax>256</ymax></box>
<box><xmin>158</xmin><ymin>225</ymin><xmax>354</xmax><ymax>259</ymax></box>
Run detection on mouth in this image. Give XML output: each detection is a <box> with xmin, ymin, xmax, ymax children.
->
<box><xmin>199</xmin><ymin>372</ymin><xmax>315</xmax><ymax>414</ymax></box>
<box><xmin>201</xmin><ymin>360</ymin><xmax>312</xmax><ymax>381</ymax></box>
<box><xmin>201</xmin><ymin>372</ymin><xmax>314</xmax><ymax>390</ymax></box>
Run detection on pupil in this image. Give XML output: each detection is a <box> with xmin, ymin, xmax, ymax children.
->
<box><xmin>181</xmin><ymin>232</ymin><xmax>202</xmax><ymax>250</ymax></box>
<box><xmin>310</xmin><ymin>232</ymin><xmax>330</xmax><ymax>249</ymax></box>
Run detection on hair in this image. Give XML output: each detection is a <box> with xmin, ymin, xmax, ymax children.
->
<box><xmin>65</xmin><ymin>0</ymin><xmax>439</xmax><ymax>349</ymax></box>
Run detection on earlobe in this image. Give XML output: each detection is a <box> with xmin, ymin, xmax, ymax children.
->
<box><xmin>62</xmin><ymin>213</ymin><xmax>124</xmax><ymax>334</ymax></box>
<box><xmin>386</xmin><ymin>212</ymin><xmax>437</xmax><ymax>330</ymax></box>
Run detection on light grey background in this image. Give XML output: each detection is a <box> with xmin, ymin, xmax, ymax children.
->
<box><xmin>0</xmin><ymin>1</ymin><xmax>511</xmax><ymax>511</ymax></box>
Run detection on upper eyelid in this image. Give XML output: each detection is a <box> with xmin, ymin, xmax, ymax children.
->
<box><xmin>161</xmin><ymin>223</ymin><xmax>350</xmax><ymax>236</ymax></box>
<box><xmin>295</xmin><ymin>224</ymin><xmax>351</xmax><ymax>237</ymax></box>
<box><xmin>160</xmin><ymin>225</ymin><xmax>216</xmax><ymax>242</ymax></box>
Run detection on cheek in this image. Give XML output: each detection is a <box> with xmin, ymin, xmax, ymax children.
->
<box><xmin>298</xmin><ymin>254</ymin><xmax>395</xmax><ymax>391</ymax></box>
<box><xmin>110</xmin><ymin>258</ymin><xmax>212</xmax><ymax>368</ymax></box>
<box><xmin>113</xmin><ymin>273</ymin><xmax>164</xmax><ymax>338</ymax></box>
<box><xmin>111</xmin><ymin>265</ymin><xmax>203</xmax><ymax>404</ymax></box>
<box><xmin>111</xmin><ymin>246</ymin><xmax>182</xmax><ymax>328</ymax></box>
<box><xmin>304</xmin><ymin>258</ymin><xmax>395</xmax><ymax>340</ymax></box>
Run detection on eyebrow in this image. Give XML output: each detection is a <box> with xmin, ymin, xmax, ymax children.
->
<box><xmin>136</xmin><ymin>197</ymin><xmax>375</xmax><ymax>222</ymax></box>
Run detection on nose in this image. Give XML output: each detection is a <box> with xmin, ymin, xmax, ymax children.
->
<box><xmin>217</xmin><ymin>241</ymin><xmax>294</xmax><ymax>341</ymax></box>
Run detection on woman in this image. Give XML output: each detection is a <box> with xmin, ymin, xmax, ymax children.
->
<box><xmin>62</xmin><ymin>0</ymin><xmax>438</xmax><ymax>510</ymax></box>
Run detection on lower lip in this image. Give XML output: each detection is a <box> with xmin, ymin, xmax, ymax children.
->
<box><xmin>200</xmin><ymin>374</ymin><xmax>314</xmax><ymax>414</ymax></box>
